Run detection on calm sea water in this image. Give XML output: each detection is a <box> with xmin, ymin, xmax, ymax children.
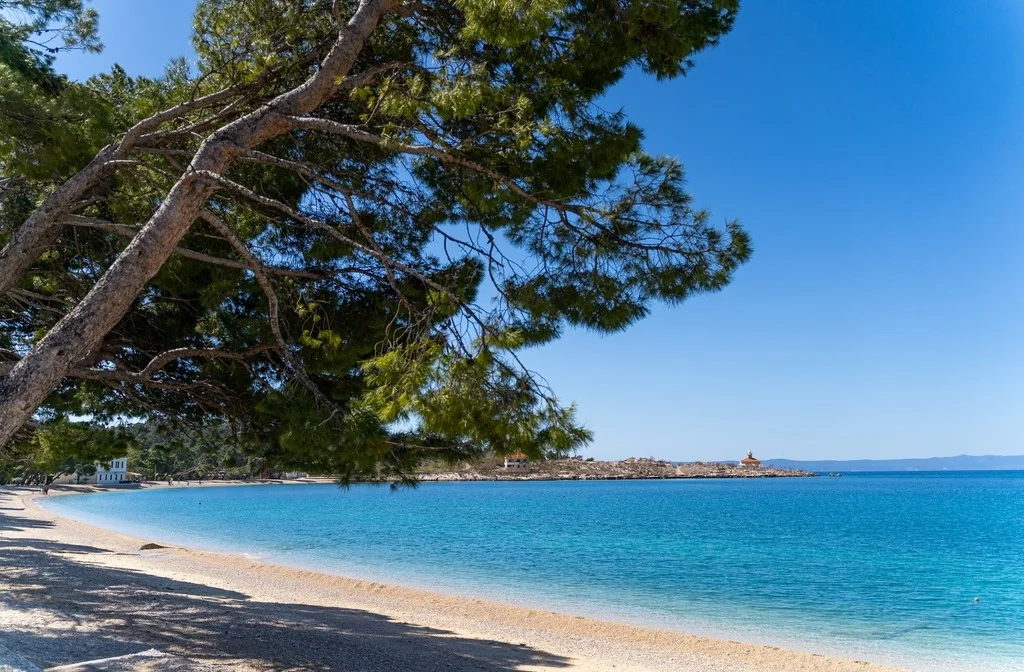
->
<box><xmin>42</xmin><ymin>473</ymin><xmax>1024</xmax><ymax>671</ymax></box>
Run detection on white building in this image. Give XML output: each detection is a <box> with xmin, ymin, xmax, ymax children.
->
<box><xmin>96</xmin><ymin>457</ymin><xmax>128</xmax><ymax>483</ymax></box>
<box><xmin>52</xmin><ymin>457</ymin><xmax>128</xmax><ymax>485</ymax></box>
<box><xmin>503</xmin><ymin>453</ymin><xmax>530</xmax><ymax>473</ymax></box>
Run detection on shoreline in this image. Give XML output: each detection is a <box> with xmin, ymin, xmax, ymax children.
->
<box><xmin>2</xmin><ymin>484</ymin><xmax>911</xmax><ymax>671</ymax></box>
<box><xmin>416</xmin><ymin>457</ymin><xmax>817</xmax><ymax>481</ymax></box>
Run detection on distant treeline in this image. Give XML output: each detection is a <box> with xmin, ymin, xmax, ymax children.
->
<box><xmin>0</xmin><ymin>421</ymin><xmax>277</xmax><ymax>485</ymax></box>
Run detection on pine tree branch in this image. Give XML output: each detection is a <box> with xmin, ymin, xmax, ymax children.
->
<box><xmin>279</xmin><ymin>115</ymin><xmax>547</xmax><ymax>204</ymax></box>
<box><xmin>197</xmin><ymin>171</ymin><xmax>471</xmax><ymax>311</ymax></box>
<box><xmin>0</xmin><ymin>37</ymin><xmax>396</xmax><ymax>302</ymax></box>
<box><xmin>279</xmin><ymin>116</ymin><xmax>717</xmax><ymax>257</ymax></box>
<box><xmin>198</xmin><ymin>171</ymin><xmax>505</xmax><ymax>363</ymax></box>
<box><xmin>120</xmin><ymin>84</ymin><xmax>248</xmax><ymax>149</ymax></box>
<box><xmin>197</xmin><ymin>210</ymin><xmax>339</xmax><ymax>412</ymax></box>
<box><xmin>136</xmin><ymin>344</ymin><xmax>276</xmax><ymax>379</ymax></box>
<box><xmin>0</xmin><ymin>84</ymin><xmax>258</xmax><ymax>297</ymax></box>
<box><xmin>0</xmin><ymin>344</ymin><xmax>273</xmax><ymax>380</ymax></box>
<box><xmin>62</xmin><ymin>215</ymin><xmax>333</xmax><ymax>280</ymax></box>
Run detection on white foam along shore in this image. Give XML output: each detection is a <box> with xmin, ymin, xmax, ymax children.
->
<box><xmin>0</xmin><ymin>483</ymin><xmax>914</xmax><ymax>672</ymax></box>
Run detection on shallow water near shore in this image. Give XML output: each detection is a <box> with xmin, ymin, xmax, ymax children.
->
<box><xmin>42</xmin><ymin>472</ymin><xmax>1024</xmax><ymax>671</ymax></box>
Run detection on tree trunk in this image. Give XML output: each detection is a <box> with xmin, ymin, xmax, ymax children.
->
<box><xmin>0</xmin><ymin>0</ymin><xmax>398</xmax><ymax>447</ymax></box>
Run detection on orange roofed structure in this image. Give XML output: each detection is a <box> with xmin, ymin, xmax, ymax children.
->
<box><xmin>740</xmin><ymin>451</ymin><xmax>761</xmax><ymax>468</ymax></box>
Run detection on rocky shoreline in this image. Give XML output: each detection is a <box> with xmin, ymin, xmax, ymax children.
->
<box><xmin>417</xmin><ymin>457</ymin><xmax>817</xmax><ymax>481</ymax></box>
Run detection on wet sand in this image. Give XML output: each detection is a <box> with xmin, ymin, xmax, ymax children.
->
<box><xmin>0</xmin><ymin>485</ymin><xmax>910</xmax><ymax>671</ymax></box>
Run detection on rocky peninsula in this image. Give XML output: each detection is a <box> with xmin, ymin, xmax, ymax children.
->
<box><xmin>417</xmin><ymin>457</ymin><xmax>817</xmax><ymax>481</ymax></box>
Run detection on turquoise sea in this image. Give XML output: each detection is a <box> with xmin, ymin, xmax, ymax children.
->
<box><xmin>42</xmin><ymin>473</ymin><xmax>1024</xmax><ymax>671</ymax></box>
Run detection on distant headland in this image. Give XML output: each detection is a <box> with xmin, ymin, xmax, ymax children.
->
<box><xmin>751</xmin><ymin>454</ymin><xmax>1024</xmax><ymax>472</ymax></box>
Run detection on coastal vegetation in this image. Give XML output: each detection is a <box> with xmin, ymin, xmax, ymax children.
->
<box><xmin>1</xmin><ymin>0</ymin><xmax>748</xmax><ymax>481</ymax></box>
<box><xmin>1</xmin><ymin>420</ymin><xmax>267</xmax><ymax>484</ymax></box>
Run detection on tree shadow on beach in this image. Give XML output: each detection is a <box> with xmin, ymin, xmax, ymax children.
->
<box><xmin>0</xmin><ymin>535</ymin><xmax>573</xmax><ymax>671</ymax></box>
<box><xmin>0</xmin><ymin>512</ymin><xmax>56</xmax><ymax>532</ymax></box>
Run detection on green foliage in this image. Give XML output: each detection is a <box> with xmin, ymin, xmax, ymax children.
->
<box><xmin>456</xmin><ymin>0</ymin><xmax>565</xmax><ymax>48</ymax></box>
<box><xmin>2</xmin><ymin>0</ymin><xmax>751</xmax><ymax>482</ymax></box>
<box><xmin>364</xmin><ymin>336</ymin><xmax>592</xmax><ymax>459</ymax></box>
<box><xmin>0</xmin><ymin>0</ymin><xmax>100</xmax><ymax>88</ymax></box>
<box><xmin>192</xmin><ymin>0</ymin><xmax>335</xmax><ymax>84</ymax></box>
<box><xmin>0</xmin><ymin>64</ymin><xmax>117</xmax><ymax>179</ymax></box>
<box><xmin>0</xmin><ymin>1</ymin><xmax>112</xmax><ymax>179</ymax></box>
<box><xmin>0</xmin><ymin>419</ymin><xmax>132</xmax><ymax>484</ymax></box>
<box><xmin>124</xmin><ymin>421</ymin><xmax>259</xmax><ymax>480</ymax></box>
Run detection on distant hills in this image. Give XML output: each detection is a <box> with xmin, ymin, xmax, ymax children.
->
<box><xmin>757</xmin><ymin>454</ymin><xmax>1024</xmax><ymax>472</ymax></box>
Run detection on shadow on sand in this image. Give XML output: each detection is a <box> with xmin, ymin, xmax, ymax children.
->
<box><xmin>0</xmin><ymin>512</ymin><xmax>56</xmax><ymax>532</ymax></box>
<box><xmin>0</xmin><ymin>525</ymin><xmax>572</xmax><ymax>671</ymax></box>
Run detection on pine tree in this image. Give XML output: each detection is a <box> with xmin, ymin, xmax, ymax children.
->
<box><xmin>0</xmin><ymin>0</ymin><xmax>750</xmax><ymax>480</ymax></box>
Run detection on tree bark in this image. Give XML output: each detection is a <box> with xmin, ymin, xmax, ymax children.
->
<box><xmin>0</xmin><ymin>0</ymin><xmax>399</xmax><ymax>447</ymax></box>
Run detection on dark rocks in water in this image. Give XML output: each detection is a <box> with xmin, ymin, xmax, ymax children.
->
<box><xmin>140</xmin><ymin>543</ymin><xmax>167</xmax><ymax>550</ymax></box>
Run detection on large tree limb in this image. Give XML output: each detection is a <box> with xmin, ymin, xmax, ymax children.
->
<box><xmin>0</xmin><ymin>0</ymin><xmax>401</xmax><ymax>447</ymax></box>
<box><xmin>120</xmin><ymin>85</ymin><xmax>247</xmax><ymax>149</ymax></box>
<box><xmin>133</xmin><ymin>61</ymin><xmax>405</xmax><ymax>148</ymax></box>
<box><xmin>0</xmin><ymin>49</ymin><xmax>342</xmax><ymax>300</ymax></box>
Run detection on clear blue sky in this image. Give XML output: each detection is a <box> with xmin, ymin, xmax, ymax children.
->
<box><xmin>56</xmin><ymin>1</ymin><xmax>1024</xmax><ymax>462</ymax></box>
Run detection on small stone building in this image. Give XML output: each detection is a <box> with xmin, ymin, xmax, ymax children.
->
<box><xmin>740</xmin><ymin>451</ymin><xmax>761</xmax><ymax>468</ymax></box>
<box><xmin>504</xmin><ymin>453</ymin><xmax>531</xmax><ymax>472</ymax></box>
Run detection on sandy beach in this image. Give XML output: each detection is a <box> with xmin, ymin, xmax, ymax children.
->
<box><xmin>0</xmin><ymin>484</ymin><xmax>911</xmax><ymax>672</ymax></box>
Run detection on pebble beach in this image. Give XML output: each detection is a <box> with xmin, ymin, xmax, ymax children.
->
<box><xmin>0</xmin><ymin>483</ymin><xmax>912</xmax><ymax>671</ymax></box>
